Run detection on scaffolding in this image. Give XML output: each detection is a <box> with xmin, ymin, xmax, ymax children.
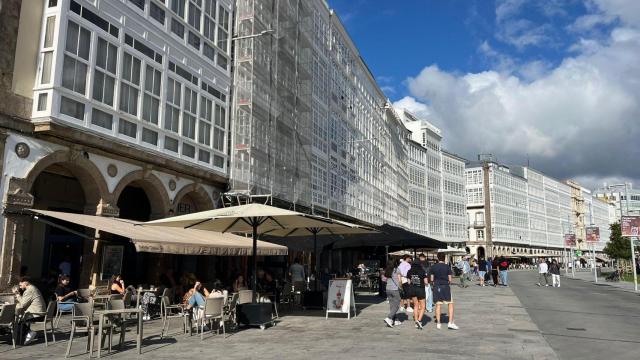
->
<box><xmin>229</xmin><ymin>0</ymin><xmax>411</xmax><ymax>229</ymax></box>
<box><xmin>230</xmin><ymin>0</ymin><xmax>313</xmax><ymax>208</ymax></box>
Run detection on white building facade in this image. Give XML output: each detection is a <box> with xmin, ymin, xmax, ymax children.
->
<box><xmin>466</xmin><ymin>162</ymin><xmax>574</xmax><ymax>259</ymax></box>
<box><xmin>0</xmin><ymin>0</ymin><xmax>233</xmax><ymax>287</ymax></box>
<box><xmin>401</xmin><ymin>111</ymin><xmax>466</xmax><ymax>243</ymax></box>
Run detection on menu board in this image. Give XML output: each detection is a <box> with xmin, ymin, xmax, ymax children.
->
<box><xmin>325</xmin><ymin>279</ymin><xmax>356</xmax><ymax>319</ymax></box>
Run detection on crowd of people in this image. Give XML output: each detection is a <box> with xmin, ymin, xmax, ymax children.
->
<box><xmin>454</xmin><ymin>256</ymin><xmax>512</xmax><ymax>287</ymax></box>
<box><xmin>382</xmin><ymin>253</ymin><xmax>458</xmax><ymax>331</ymax></box>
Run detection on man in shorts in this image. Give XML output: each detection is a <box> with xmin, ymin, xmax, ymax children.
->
<box><xmin>431</xmin><ymin>253</ymin><xmax>459</xmax><ymax>330</ymax></box>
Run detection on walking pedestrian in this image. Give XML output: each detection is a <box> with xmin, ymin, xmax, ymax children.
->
<box><xmin>431</xmin><ymin>253</ymin><xmax>458</xmax><ymax>330</ymax></box>
<box><xmin>383</xmin><ymin>260</ymin><xmax>403</xmax><ymax>327</ymax></box>
<box><xmin>456</xmin><ymin>257</ymin><xmax>471</xmax><ymax>288</ymax></box>
<box><xmin>537</xmin><ymin>258</ymin><xmax>549</xmax><ymax>286</ymax></box>
<box><xmin>549</xmin><ymin>259</ymin><xmax>561</xmax><ymax>287</ymax></box>
<box><xmin>491</xmin><ymin>257</ymin><xmax>500</xmax><ymax>286</ymax></box>
<box><xmin>418</xmin><ymin>253</ymin><xmax>434</xmax><ymax>313</ymax></box>
<box><xmin>407</xmin><ymin>261</ymin><xmax>428</xmax><ymax>329</ymax></box>
<box><xmin>478</xmin><ymin>257</ymin><xmax>488</xmax><ymax>287</ymax></box>
<box><xmin>498</xmin><ymin>257</ymin><xmax>509</xmax><ymax>286</ymax></box>
<box><xmin>398</xmin><ymin>255</ymin><xmax>413</xmax><ymax>313</ymax></box>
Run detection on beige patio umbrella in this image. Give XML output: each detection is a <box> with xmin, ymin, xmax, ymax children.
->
<box><xmin>263</xmin><ymin>219</ymin><xmax>377</xmax><ymax>290</ymax></box>
<box><xmin>145</xmin><ymin>203</ymin><xmax>340</xmax><ymax>302</ymax></box>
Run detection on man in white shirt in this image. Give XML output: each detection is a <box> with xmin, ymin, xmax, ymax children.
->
<box><xmin>537</xmin><ymin>258</ymin><xmax>549</xmax><ymax>286</ymax></box>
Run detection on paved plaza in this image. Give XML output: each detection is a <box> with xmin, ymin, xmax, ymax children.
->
<box><xmin>1</xmin><ymin>275</ymin><xmax>557</xmax><ymax>360</ymax></box>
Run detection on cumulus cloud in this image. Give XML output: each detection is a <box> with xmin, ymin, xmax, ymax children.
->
<box><xmin>394</xmin><ymin>0</ymin><xmax>640</xmax><ymax>190</ymax></box>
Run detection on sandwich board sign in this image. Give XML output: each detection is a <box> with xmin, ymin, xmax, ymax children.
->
<box><xmin>325</xmin><ymin>279</ymin><xmax>356</xmax><ymax>319</ymax></box>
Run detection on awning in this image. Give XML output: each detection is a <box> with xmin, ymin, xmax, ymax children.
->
<box><xmin>331</xmin><ymin>224</ymin><xmax>446</xmax><ymax>250</ymax></box>
<box><xmin>26</xmin><ymin>209</ymin><xmax>287</xmax><ymax>256</ymax></box>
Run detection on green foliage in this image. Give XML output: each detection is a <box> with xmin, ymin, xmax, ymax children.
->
<box><xmin>604</xmin><ymin>223</ymin><xmax>631</xmax><ymax>260</ymax></box>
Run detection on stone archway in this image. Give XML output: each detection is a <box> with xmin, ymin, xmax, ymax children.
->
<box><xmin>172</xmin><ymin>183</ymin><xmax>214</xmax><ymax>215</ymax></box>
<box><xmin>15</xmin><ymin>149</ymin><xmax>110</xmax><ymax>213</ymax></box>
<box><xmin>112</xmin><ymin>170</ymin><xmax>170</xmax><ymax>220</ymax></box>
<box><xmin>1</xmin><ymin>149</ymin><xmax>111</xmax><ymax>286</ymax></box>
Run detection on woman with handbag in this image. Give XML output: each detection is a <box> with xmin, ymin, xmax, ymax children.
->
<box><xmin>383</xmin><ymin>260</ymin><xmax>403</xmax><ymax>328</ymax></box>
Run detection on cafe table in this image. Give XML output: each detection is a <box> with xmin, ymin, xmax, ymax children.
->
<box><xmin>94</xmin><ymin>308</ymin><xmax>143</xmax><ymax>358</ymax></box>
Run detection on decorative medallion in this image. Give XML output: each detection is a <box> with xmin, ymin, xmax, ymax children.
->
<box><xmin>15</xmin><ymin>142</ymin><xmax>30</xmax><ymax>158</ymax></box>
<box><xmin>107</xmin><ymin>164</ymin><xmax>118</xmax><ymax>177</ymax></box>
<box><xmin>168</xmin><ymin>179</ymin><xmax>177</xmax><ymax>191</ymax></box>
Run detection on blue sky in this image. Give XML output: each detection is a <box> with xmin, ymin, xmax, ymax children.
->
<box><xmin>328</xmin><ymin>0</ymin><xmax>609</xmax><ymax>100</ymax></box>
<box><xmin>327</xmin><ymin>0</ymin><xmax>640</xmax><ymax>190</ymax></box>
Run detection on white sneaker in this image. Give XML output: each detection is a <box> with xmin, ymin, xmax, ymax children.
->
<box><xmin>393</xmin><ymin>320</ymin><xmax>403</xmax><ymax>326</ymax></box>
<box><xmin>384</xmin><ymin>318</ymin><xmax>394</xmax><ymax>328</ymax></box>
<box><xmin>24</xmin><ymin>330</ymin><xmax>38</xmax><ymax>345</ymax></box>
<box><xmin>406</xmin><ymin>307</ymin><xmax>414</xmax><ymax>313</ymax></box>
<box><xmin>448</xmin><ymin>323</ymin><xmax>459</xmax><ymax>330</ymax></box>
<box><xmin>436</xmin><ymin>323</ymin><xmax>442</xmax><ymax>329</ymax></box>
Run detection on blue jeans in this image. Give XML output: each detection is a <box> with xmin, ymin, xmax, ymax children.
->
<box><xmin>188</xmin><ymin>292</ymin><xmax>206</xmax><ymax>307</ymax></box>
<box><xmin>425</xmin><ymin>284</ymin><xmax>433</xmax><ymax>312</ymax></box>
<box><xmin>58</xmin><ymin>302</ymin><xmax>74</xmax><ymax>312</ymax></box>
<box><xmin>499</xmin><ymin>270</ymin><xmax>508</xmax><ymax>286</ymax></box>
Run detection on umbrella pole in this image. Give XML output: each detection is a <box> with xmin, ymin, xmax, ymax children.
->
<box><xmin>314</xmin><ymin>230</ymin><xmax>318</xmax><ymax>291</ymax></box>
<box><xmin>252</xmin><ymin>219</ymin><xmax>258</xmax><ymax>303</ymax></box>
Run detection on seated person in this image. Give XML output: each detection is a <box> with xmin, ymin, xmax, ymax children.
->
<box><xmin>110</xmin><ymin>274</ymin><xmax>126</xmax><ymax>295</ymax></box>
<box><xmin>207</xmin><ymin>280</ymin><xmax>227</xmax><ymax>298</ymax></box>
<box><xmin>14</xmin><ymin>277</ymin><xmax>46</xmax><ymax>345</ymax></box>
<box><xmin>184</xmin><ymin>281</ymin><xmax>210</xmax><ymax>309</ymax></box>
<box><xmin>55</xmin><ymin>275</ymin><xmax>79</xmax><ymax>311</ymax></box>
<box><xmin>233</xmin><ymin>275</ymin><xmax>247</xmax><ymax>293</ymax></box>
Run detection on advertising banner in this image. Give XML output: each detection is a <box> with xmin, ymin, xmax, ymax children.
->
<box><xmin>564</xmin><ymin>233</ymin><xmax>577</xmax><ymax>247</ymax></box>
<box><xmin>585</xmin><ymin>226</ymin><xmax>601</xmax><ymax>243</ymax></box>
<box><xmin>621</xmin><ymin>216</ymin><xmax>640</xmax><ymax>237</ymax></box>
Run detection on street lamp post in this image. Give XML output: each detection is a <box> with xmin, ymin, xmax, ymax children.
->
<box><xmin>608</xmin><ymin>183</ymin><xmax>638</xmax><ymax>292</ymax></box>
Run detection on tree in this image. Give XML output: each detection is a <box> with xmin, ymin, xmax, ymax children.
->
<box><xmin>604</xmin><ymin>223</ymin><xmax>631</xmax><ymax>260</ymax></box>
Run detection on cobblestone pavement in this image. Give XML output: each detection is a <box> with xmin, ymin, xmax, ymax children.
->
<box><xmin>0</xmin><ymin>281</ymin><xmax>557</xmax><ymax>360</ymax></box>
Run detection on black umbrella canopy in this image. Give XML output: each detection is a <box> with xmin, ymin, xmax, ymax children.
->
<box><xmin>331</xmin><ymin>224</ymin><xmax>447</xmax><ymax>250</ymax></box>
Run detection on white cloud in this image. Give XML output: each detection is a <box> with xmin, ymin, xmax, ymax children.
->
<box><xmin>394</xmin><ymin>2</ymin><xmax>640</xmax><ymax>189</ymax></box>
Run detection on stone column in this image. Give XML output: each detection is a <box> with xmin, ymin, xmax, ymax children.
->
<box><xmin>0</xmin><ymin>178</ymin><xmax>34</xmax><ymax>290</ymax></box>
<box><xmin>82</xmin><ymin>199</ymin><xmax>119</xmax><ymax>287</ymax></box>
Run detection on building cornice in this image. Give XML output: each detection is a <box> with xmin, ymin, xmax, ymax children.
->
<box><xmin>1</xmin><ymin>118</ymin><xmax>228</xmax><ymax>188</ymax></box>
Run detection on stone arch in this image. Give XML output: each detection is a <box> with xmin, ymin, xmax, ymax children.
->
<box><xmin>172</xmin><ymin>183</ymin><xmax>214</xmax><ymax>213</ymax></box>
<box><xmin>20</xmin><ymin>149</ymin><xmax>109</xmax><ymax>212</ymax></box>
<box><xmin>112</xmin><ymin>170</ymin><xmax>170</xmax><ymax>219</ymax></box>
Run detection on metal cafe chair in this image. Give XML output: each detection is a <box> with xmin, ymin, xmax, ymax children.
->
<box><xmin>160</xmin><ymin>295</ymin><xmax>188</xmax><ymax>338</ymax></box>
<box><xmin>33</xmin><ymin>300</ymin><xmax>57</xmax><ymax>347</ymax></box>
<box><xmin>237</xmin><ymin>290</ymin><xmax>253</xmax><ymax>305</ymax></box>
<box><xmin>107</xmin><ymin>299</ymin><xmax>137</xmax><ymax>347</ymax></box>
<box><xmin>200</xmin><ymin>297</ymin><xmax>225</xmax><ymax>340</ymax></box>
<box><xmin>65</xmin><ymin>302</ymin><xmax>113</xmax><ymax>358</ymax></box>
<box><xmin>224</xmin><ymin>292</ymin><xmax>239</xmax><ymax>328</ymax></box>
<box><xmin>0</xmin><ymin>303</ymin><xmax>17</xmax><ymax>349</ymax></box>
